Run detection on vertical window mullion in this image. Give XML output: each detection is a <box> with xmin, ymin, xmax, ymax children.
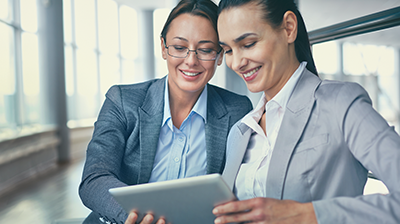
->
<box><xmin>13</xmin><ymin>0</ymin><xmax>24</xmax><ymax>127</ymax></box>
<box><xmin>94</xmin><ymin>0</ymin><xmax>101</xmax><ymax>112</ymax></box>
<box><xmin>117</xmin><ymin>3</ymin><xmax>123</xmax><ymax>84</ymax></box>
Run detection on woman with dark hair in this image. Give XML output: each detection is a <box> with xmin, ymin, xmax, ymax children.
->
<box><xmin>213</xmin><ymin>0</ymin><xmax>400</xmax><ymax>223</ymax></box>
<box><xmin>78</xmin><ymin>0</ymin><xmax>253</xmax><ymax>223</ymax></box>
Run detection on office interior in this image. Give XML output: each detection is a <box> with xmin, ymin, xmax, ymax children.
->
<box><xmin>0</xmin><ymin>0</ymin><xmax>400</xmax><ymax>223</ymax></box>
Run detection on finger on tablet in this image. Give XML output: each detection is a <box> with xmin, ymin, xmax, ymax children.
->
<box><xmin>124</xmin><ymin>211</ymin><xmax>138</xmax><ymax>224</ymax></box>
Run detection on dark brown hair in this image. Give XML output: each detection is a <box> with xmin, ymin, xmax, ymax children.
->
<box><xmin>218</xmin><ymin>0</ymin><xmax>318</xmax><ymax>76</ymax></box>
<box><xmin>161</xmin><ymin>0</ymin><xmax>219</xmax><ymax>42</ymax></box>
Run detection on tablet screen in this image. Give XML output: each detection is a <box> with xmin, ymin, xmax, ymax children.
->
<box><xmin>109</xmin><ymin>173</ymin><xmax>236</xmax><ymax>224</ymax></box>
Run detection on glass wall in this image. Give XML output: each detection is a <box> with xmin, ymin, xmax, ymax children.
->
<box><xmin>63</xmin><ymin>0</ymin><xmax>139</xmax><ymax>127</ymax></box>
<box><xmin>0</xmin><ymin>0</ymin><xmax>41</xmax><ymax>140</ymax></box>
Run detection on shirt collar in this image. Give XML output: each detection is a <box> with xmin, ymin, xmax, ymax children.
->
<box><xmin>267</xmin><ymin>61</ymin><xmax>307</xmax><ymax>110</ymax></box>
<box><xmin>162</xmin><ymin>76</ymin><xmax>208</xmax><ymax>127</ymax></box>
<box><xmin>241</xmin><ymin>61</ymin><xmax>307</xmax><ymax>127</ymax></box>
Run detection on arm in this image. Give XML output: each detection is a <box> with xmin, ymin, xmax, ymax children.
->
<box><xmin>312</xmin><ymin>82</ymin><xmax>400</xmax><ymax>223</ymax></box>
<box><xmin>213</xmin><ymin>198</ymin><xmax>317</xmax><ymax>224</ymax></box>
<box><xmin>79</xmin><ymin>86</ymin><xmax>134</xmax><ymax>223</ymax></box>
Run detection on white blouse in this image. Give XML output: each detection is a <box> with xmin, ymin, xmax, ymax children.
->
<box><xmin>234</xmin><ymin>62</ymin><xmax>307</xmax><ymax>200</ymax></box>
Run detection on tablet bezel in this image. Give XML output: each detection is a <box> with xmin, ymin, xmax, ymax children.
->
<box><xmin>109</xmin><ymin>173</ymin><xmax>236</xmax><ymax>224</ymax></box>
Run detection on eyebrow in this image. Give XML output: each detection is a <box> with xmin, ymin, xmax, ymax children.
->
<box><xmin>219</xmin><ymin>33</ymin><xmax>257</xmax><ymax>46</ymax></box>
<box><xmin>172</xmin><ymin>37</ymin><xmax>216</xmax><ymax>45</ymax></box>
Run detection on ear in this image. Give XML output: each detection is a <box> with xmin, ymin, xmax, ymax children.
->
<box><xmin>216</xmin><ymin>49</ymin><xmax>224</xmax><ymax>66</ymax></box>
<box><xmin>282</xmin><ymin>11</ymin><xmax>298</xmax><ymax>44</ymax></box>
<box><xmin>161</xmin><ymin>37</ymin><xmax>167</xmax><ymax>60</ymax></box>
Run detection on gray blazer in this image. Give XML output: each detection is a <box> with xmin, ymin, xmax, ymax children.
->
<box><xmin>223</xmin><ymin>69</ymin><xmax>400</xmax><ymax>223</ymax></box>
<box><xmin>79</xmin><ymin>76</ymin><xmax>253</xmax><ymax>224</ymax></box>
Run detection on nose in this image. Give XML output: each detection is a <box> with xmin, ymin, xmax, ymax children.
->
<box><xmin>184</xmin><ymin>50</ymin><xmax>199</xmax><ymax>66</ymax></box>
<box><xmin>231</xmin><ymin>51</ymin><xmax>247</xmax><ymax>72</ymax></box>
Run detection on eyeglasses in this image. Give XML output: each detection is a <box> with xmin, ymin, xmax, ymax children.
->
<box><xmin>165</xmin><ymin>45</ymin><xmax>222</xmax><ymax>61</ymax></box>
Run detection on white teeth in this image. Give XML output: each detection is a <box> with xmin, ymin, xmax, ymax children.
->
<box><xmin>243</xmin><ymin>67</ymin><xmax>260</xmax><ymax>78</ymax></box>
<box><xmin>182</xmin><ymin>71</ymin><xmax>200</xmax><ymax>76</ymax></box>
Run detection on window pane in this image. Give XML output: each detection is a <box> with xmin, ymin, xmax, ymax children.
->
<box><xmin>300</xmin><ymin>0</ymin><xmax>400</xmax><ymax>31</ymax></box>
<box><xmin>153</xmin><ymin>8</ymin><xmax>170</xmax><ymax>59</ymax></box>
<box><xmin>20</xmin><ymin>0</ymin><xmax>38</xmax><ymax>32</ymax></box>
<box><xmin>0</xmin><ymin>0</ymin><xmax>10</xmax><ymax>21</ymax></box>
<box><xmin>21</xmin><ymin>32</ymin><xmax>40</xmax><ymax>124</ymax></box>
<box><xmin>120</xmin><ymin>5</ymin><xmax>138</xmax><ymax>59</ymax></box>
<box><xmin>0</xmin><ymin>22</ymin><xmax>16</xmax><ymax>128</ymax></box>
<box><xmin>76</xmin><ymin>49</ymin><xmax>98</xmax><ymax>96</ymax></box>
<box><xmin>98</xmin><ymin>0</ymin><xmax>119</xmax><ymax>54</ymax></box>
<box><xmin>74</xmin><ymin>0</ymin><xmax>96</xmax><ymax>48</ymax></box>
<box><xmin>121</xmin><ymin>59</ymin><xmax>136</xmax><ymax>83</ymax></box>
<box><xmin>75</xmin><ymin>49</ymin><xmax>99</xmax><ymax>120</ymax></box>
<box><xmin>63</xmin><ymin>0</ymin><xmax>73</xmax><ymax>44</ymax></box>
<box><xmin>99</xmin><ymin>54</ymin><xmax>120</xmax><ymax>97</ymax></box>
<box><xmin>0</xmin><ymin>23</ymin><xmax>15</xmax><ymax>95</ymax></box>
<box><xmin>21</xmin><ymin>32</ymin><xmax>40</xmax><ymax>96</ymax></box>
<box><xmin>312</xmin><ymin>41</ymin><xmax>338</xmax><ymax>75</ymax></box>
<box><xmin>64</xmin><ymin>46</ymin><xmax>75</xmax><ymax>96</ymax></box>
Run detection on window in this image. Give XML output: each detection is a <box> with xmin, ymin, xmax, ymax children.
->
<box><xmin>63</xmin><ymin>0</ymin><xmax>139</xmax><ymax>126</ymax></box>
<box><xmin>0</xmin><ymin>0</ymin><xmax>41</xmax><ymax>139</ymax></box>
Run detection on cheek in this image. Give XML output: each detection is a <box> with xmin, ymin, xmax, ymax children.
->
<box><xmin>224</xmin><ymin>55</ymin><xmax>233</xmax><ymax>69</ymax></box>
<box><xmin>166</xmin><ymin>57</ymin><xmax>181</xmax><ymax>69</ymax></box>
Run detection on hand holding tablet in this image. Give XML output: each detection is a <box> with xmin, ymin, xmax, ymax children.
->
<box><xmin>109</xmin><ymin>174</ymin><xmax>236</xmax><ymax>224</ymax></box>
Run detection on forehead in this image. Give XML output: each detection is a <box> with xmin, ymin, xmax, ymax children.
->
<box><xmin>218</xmin><ymin>4</ymin><xmax>268</xmax><ymax>42</ymax></box>
<box><xmin>166</xmin><ymin>13</ymin><xmax>218</xmax><ymax>43</ymax></box>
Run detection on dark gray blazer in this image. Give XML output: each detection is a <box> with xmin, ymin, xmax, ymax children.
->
<box><xmin>223</xmin><ymin>69</ymin><xmax>400</xmax><ymax>223</ymax></box>
<box><xmin>79</xmin><ymin>76</ymin><xmax>253</xmax><ymax>224</ymax></box>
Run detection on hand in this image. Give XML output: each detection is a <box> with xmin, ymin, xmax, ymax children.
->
<box><xmin>125</xmin><ymin>211</ymin><xmax>166</xmax><ymax>224</ymax></box>
<box><xmin>212</xmin><ymin>197</ymin><xmax>317</xmax><ymax>224</ymax></box>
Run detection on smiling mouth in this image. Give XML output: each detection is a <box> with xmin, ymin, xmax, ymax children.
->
<box><xmin>242</xmin><ymin>67</ymin><xmax>261</xmax><ymax>78</ymax></box>
<box><xmin>182</xmin><ymin>70</ymin><xmax>201</xmax><ymax>77</ymax></box>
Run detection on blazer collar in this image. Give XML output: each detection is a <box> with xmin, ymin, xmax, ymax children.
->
<box><xmin>265</xmin><ymin>69</ymin><xmax>321</xmax><ymax>199</ymax></box>
<box><xmin>138</xmin><ymin>77</ymin><xmax>165</xmax><ymax>184</ymax></box>
<box><xmin>138</xmin><ymin>80</ymin><xmax>231</xmax><ymax>182</ymax></box>
<box><xmin>205</xmin><ymin>84</ymin><xmax>230</xmax><ymax>174</ymax></box>
<box><xmin>223</xmin><ymin>122</ymin><xmax>252</xmax><ymax>189</ymax></box>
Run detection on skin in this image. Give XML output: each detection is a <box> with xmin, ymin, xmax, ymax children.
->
<box><xmin>214</xmin><ymin>3</ymin><xmax>318</xmax><ymax>224</ymax></box>
<box><xmin>161</xmin><ymin>13</ymin><xmax>223</xmax><ymax>129</ymax></box>
<box><xmin>124</xmin><ymin>13</ymin><xmax>223</xmax><ymax>224</ymax></box>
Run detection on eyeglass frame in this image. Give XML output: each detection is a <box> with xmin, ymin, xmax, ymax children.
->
<box><xmin>163</xmin><ymin>43</ymin><xmax>223</xmax><ymax>61</ymax></box>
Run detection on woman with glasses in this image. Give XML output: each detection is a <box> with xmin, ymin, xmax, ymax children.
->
<box><xmin>78</xmin><ymin>0</ymin><xmax>252</xmax><ymax>224</ymax></box>
<box><xmin>211</xmin><ymin>0</ymin><xmax>400</xmax><ymax>223</ymax></box>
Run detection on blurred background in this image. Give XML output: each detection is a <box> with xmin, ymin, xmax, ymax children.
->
<box><xmin>0</xmin><ymin>0</ymin><xmax>399</xmax><ymax>223</ymax></box>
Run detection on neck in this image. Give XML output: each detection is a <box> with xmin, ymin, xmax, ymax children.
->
<box><xmin>168</xmin><ymin>85</ymin><xmax>204</xmax><ymax>129</ymax></box>
<box><xmin>265</xmin><ymin>53</ymin><xmax>300</xmax><ymax>101</ymax></box>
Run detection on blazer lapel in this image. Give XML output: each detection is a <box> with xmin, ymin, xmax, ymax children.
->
<box><xmin>137</xmin><ymin>78</ymin><xmax>165</xmax><ymax>184</ymax></box>
<box><xmin>205</xmin><ymin>85</ymin><xmax>230</xmax><ymax>174</ymax></box>
<box><xmin>223</xmin><ymin>122</ymin><xmax>252</xmax><ymax>190</ymax></box>
<box><xmin>265</xmin><ymin>70</ymin><xmax>321</xmax><ymax>199</ymax></box>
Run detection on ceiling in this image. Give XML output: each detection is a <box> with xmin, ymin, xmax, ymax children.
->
<box><xmin>114</xmin><ymin>0</ymin><xmax>400</xmax><ymax>47</ymax></box>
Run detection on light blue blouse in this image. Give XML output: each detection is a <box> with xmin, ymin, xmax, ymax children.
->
<box><xmin>148</xmin><ymin>76</ymin><xmax>208</xmax><ymax>182</ymax></box>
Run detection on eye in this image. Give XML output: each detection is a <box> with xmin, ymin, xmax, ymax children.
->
<box><xmin>222</xmin><ymin>47</ymin><xmax>232</xmax><ymax>55</ymax></box>
<box><xmin>197</xmin><ymin>48</ymin><xmax>214</xmax><ymax>54</ymax></box>
<box><xmin>244</xmin><ymin>41</ymin><xmax>256</xmax><ymax>48</ymax></box>
<box><xmin>172</xmin><ymin>45</ymin><xmax>187</xmax><ymax>52</ymax></box>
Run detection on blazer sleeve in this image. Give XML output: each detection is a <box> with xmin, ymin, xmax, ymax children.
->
<box><xmin>313</xmin><ymin>82</ymin><xmax>400</xmax><ymax>224</ymax></box>
<box><xmin>79</xmin><ymin>85</ymin><xmax>131</xmax><ymax>223</ymax></box>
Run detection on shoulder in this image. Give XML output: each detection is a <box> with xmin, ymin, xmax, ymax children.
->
<box><xmin>106</xmin><ymin>78</ymin><xmax>164</xmax><ymax>107</ymax></box>
<box><xmin>315</xmin><ymin>80</ymin><xmax>372</xmax><ymax>117</ymax></box>
<box><xmin>316</xmin><ymin>80</ymin><xmax>370</xmax><ymax>102</ymax></box>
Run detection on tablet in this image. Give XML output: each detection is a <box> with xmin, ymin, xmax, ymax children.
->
<box><xmin>109</xmin><ymin>173</ymin><xmax>236</xmax><ymax>224</ymax></box>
